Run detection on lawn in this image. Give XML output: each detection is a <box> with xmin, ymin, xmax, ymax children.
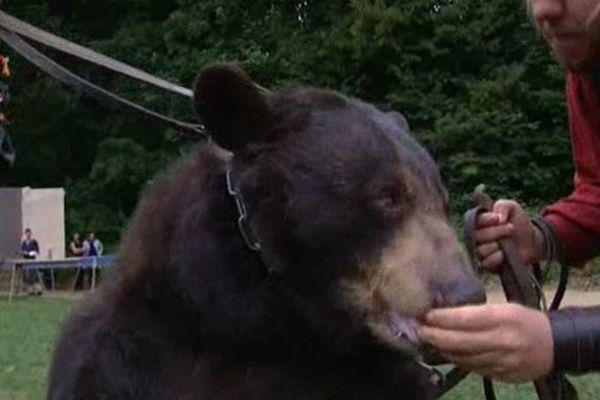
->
<box><xmin>0</xmin><ymin>296</ymin><xmax>598</xmax><ymax>400</ymax></box>
<box><xmin>0</xmin><ymin>296</ymin><xmax>74</xmax><ymax>400</ymax></box>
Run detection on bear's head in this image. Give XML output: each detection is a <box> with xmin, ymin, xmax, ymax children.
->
<box><xmin>193</xmin><ymin>65</ymin><xmax>485</xmax><ymax>357</ymax></box>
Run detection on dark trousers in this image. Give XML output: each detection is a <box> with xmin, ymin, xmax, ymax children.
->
<box><xmin>74</xmin><ymin>268</ymin><xmax>92</xmax><ymax>290</ymax></box>
<box><xmin>22</xmin><ymin>267</ymin><xmax>40</xmax><ymax>285</ymax></box>
<box><xmin>39</xmin><ymin>269</ymin><xmax>53</xmax><ymax>289</ymax></box>
<box><xmin>22</xmin><ymin>267</ymin><xmax>52</xmax><ymax>289</ymax></box>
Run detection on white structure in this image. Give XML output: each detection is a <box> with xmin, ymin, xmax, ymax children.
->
<box><xmin>0</xmin><ymin>187</ymin><xmax>65</xmax><ymax>260</ymax></box>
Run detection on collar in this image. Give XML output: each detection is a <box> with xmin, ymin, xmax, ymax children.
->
<box><xmin>226</xmin><ymin>167</ymin><xmax>280</xmax><ymax>275</ymax></box>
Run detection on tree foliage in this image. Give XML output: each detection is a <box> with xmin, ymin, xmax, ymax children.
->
<box><xmin>0</xmin><ymin>0</ymin><xmax>573</xmax><ymax>246</ymax></box>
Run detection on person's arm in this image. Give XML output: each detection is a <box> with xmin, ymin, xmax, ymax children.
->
<box><xmin>476</xmin><ymin>73</ymin><xmax>600</xmax><ymax>269</ymax></box>
<box><xmin>541</xmin><ymin>72</ymin><xmax>600</xmax><ymax>266</ymax></box>
<box><xmin>69</xmin><ymin>242</ymin><xmax>76</xmax><ymax>255</ymax></box>
<box><xmin>82</xmin><ymin>241</ymin><xmax>90</xmax><ymax>256</ymax></box>
<box><xmin>543</xmin><ymin>190</ymin><xmax>600</xmax><ymax>266</ymax></box>
<box><xmin>549</xmin><ymin>306</ymin><xmax>600</xmax><ymax>373</ymax></box>
<box><xmin>419</xmin><ymin>304</ymin><xmax>554</xmax><ymax>383</ymax></box>
<box><xmin>419</xmin><ymin>304</ymin><xmax>600</xmax><ymax>381</ymax></box>
<box><xmin>96</xmin><ymin>240</ymin><xmax>103</xmax><ymax>256</ymax></box>
<box><xmin>32</xmin><ymin>240</ymin><xmax>39</xmax><ymax>255</ymax></box>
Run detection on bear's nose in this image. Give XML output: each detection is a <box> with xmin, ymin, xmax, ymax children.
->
<box><xmin>434</xmin><ymin>275</ymin><xmax>486</xmax><ymax>308</ymax></box>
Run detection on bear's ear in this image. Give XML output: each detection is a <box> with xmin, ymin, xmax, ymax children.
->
<box><xmin>193</xmin><ymin>64</ymin><xmax>273</xmax><ymax>152</ymax></box>
<box><xmin>387</xmin><ymin>111</ymin><xmax>410</xmax><ymax>132</ymax></box>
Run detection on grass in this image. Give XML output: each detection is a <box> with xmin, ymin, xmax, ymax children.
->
<box><xmin>0</xmin><ymin>296</ymin><xmax>599</xmax><ymax>400</ymax></box>
<box><xmin>0</xmin><ymin>296</ymin><xmax>74</xmax><ymax>400</ymax></box>
<box><xmin>442</xmin><ymin>373</ymin><xmax>600</xmax><ymax>400</ymax></box>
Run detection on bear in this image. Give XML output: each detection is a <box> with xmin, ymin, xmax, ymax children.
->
<box><xmin>47</xmin><ymin>64</ymin><xmax>486</xmax><ymax>400</ymax></box>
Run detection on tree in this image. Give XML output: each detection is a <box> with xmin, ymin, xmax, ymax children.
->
<box><xmin>0</xmin><ymin>0</ymin><xmax>574</xmax><ymax>246</ymax></box>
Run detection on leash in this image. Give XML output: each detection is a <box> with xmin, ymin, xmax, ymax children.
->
<box><xmin>459</xmin><ymin>189</ymin><xmax>575</xmax><ymax>400</ymax></box>
<box><xmin>0</xmin><ymin>28</ymin><xmax>204</xmax><ymax>139</ymax></box>
<box><xmin>0</xmin><ymin>10</ymin><xmax>272</xmax><ymax>136</ymax></box>
<box><xmin>0</xmin><ymin>10</ymin><xmax>193</xmax><ymax>98</ymax></box>
<box><xmin>0</xmin><ymin>10</ymin><xmax>206</xmax><ymax>139</ymax></box>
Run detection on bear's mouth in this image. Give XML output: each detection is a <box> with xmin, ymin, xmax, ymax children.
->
<box><xmin>388</xmin><ymin>309</ymin><xmax>422</xmax><ymax>348</ymax></box>
<box><xmin>387</xmin><ymin>310</ymin><xmax>444</xmax><ymax>364</ymax></box>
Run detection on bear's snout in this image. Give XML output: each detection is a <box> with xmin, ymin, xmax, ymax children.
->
<box><xmin>433</xmin><ymin>273</ymin><xmax>487</xmax><ymax>309</ymax></box>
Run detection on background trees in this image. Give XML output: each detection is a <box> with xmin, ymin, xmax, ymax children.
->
<box><xmin>0</xmin><ymin>0</ymin><xmax>572</xmax><ymax>247</ymax></box>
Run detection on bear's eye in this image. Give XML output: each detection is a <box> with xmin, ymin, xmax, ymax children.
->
<box><xmin>373</xmin><ymin>187</ymin><xmax>404</xmax><ymax>213</ymax></box>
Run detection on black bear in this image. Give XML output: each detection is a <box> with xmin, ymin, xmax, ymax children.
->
<box><xmin>47</xmin><ymin>65</ymin><xmax>485</xmax><ymax>400</ymax></box>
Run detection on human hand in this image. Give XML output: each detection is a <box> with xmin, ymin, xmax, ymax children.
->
<box><xmin>418</xmin><ymin>304</ymin><xmax>553</xmax><ymax>383</ymax></box>
<box><xmin>474</xmin><ymin>200</ymin><xmax>544</xmax><ymax>273</ymax></box>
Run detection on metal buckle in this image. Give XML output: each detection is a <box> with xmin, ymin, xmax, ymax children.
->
<box><xmin>226</xmin><ymin>169</ymin><xmax>262</xmax><ymax>252</ymax></box>
<box><xmin>416</xmin><ymin>360</ymin><xmax>445</xmax><ymax>392</ymax></box>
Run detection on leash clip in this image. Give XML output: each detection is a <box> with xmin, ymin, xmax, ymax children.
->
<box><xmin>226</xmin><ymin>169</ymin><xmax>262</xmax><ymax>252</ymax></box>
<box><xmin>416</xmin><ymin>360</ymin><xmax>445</xmax><ymax>392</ymax></box>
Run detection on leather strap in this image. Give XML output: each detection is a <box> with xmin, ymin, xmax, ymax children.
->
<box><xmin>0</xmin><ymin>27</ymin><xmax>205</xmax><ymax>139</ymax></box>
<box><xmin>0</xmin><ymin>10</ymin><xmax>273</xmax><ymax>100</ymax></box>
<box><xmin>0</xmin><ymin>10</ymin><xmax>193</xmax><ymax>98</ymax></box>
<box><xmin>462</xmin><ymin>192</ymin><xmax>572</xmax><ymax>400</ymax></box>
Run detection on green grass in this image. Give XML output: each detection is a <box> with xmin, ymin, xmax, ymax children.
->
<box><xmin>442</xmin><ymin>373</ymin><xmax>600</xmax><ymax>399</ymax></box>
<box><xmin>0</xmin><ymin>297</ymin><xmax>74</xmax><ymax>400</ymax></box>
<box><xmin>0</xmin><ymin>297</ymin><xmax>599</xmax><ymax>400</ymax></box>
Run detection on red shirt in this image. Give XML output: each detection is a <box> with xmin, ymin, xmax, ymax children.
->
<box><xmin>543</xmin><ymin>72</ymin><xmax>600</xmax><ymax>265</ymax></box>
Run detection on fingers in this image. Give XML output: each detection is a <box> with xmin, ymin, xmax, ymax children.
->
<box><xmin>475</xmin><ymin>199</ymin><xmax>522</xmax><ymax>243</ymax></box>
<box><xmin>477</xmin><ymin>241</ymin><xmax>499</xmax><ymax>259</ymax></box>
<box><xmin>424</xmin><ymin>305</ymin><xmax>502</xmax><ymax>330</ymax></box>
<box><xmin>477</xmin><ymin>242</ymin><xmax>503</xmax><ymax>272</ymax></box>
<box><xmin>440</xmin><ymin>351</ymin><xmax>501</xmax><ymax>370</ymax></box>
<box><xmin>474</xmin><ymin>199</ymin><xmax>529</xmax><ymax>271</ymax></box>
<box><xmin>481</xmin><ymin>251</ymin><xmax>504</xmax><ymax>273</ymax></box>
<box><xmin>420</xmin><ymin>304</ymin><xmax>551</xmax><ymax>384</ymax></box>
<box><xmin>492</xmin><ymin>200</ymin><xmax>522</xmax><ymax>224</ymax></box>
<box><xmin>476</xmin><ymin>212</ymin><xmax>500</xmax><ymax>228</ymax></box>
<box><xmin>474</xmin><ymin>223</ymin><xmax>514</xmax><ymax>244</ymax></box>
<box><xmin>418</xmin><ymin>326</ymin><xmax>497</xmax><ymax>354</ymax></box>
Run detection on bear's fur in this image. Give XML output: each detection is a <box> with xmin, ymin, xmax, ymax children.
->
<box><xmin>47</xmin><ymin>65</ymin><xmax>485</xmax><ymax>400</ymax></box>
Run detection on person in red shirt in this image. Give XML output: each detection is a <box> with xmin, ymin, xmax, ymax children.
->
<box><xmin>419</xmin><ymin>0</ymin><xmax>600</xmax><ymax>383</ymax></box>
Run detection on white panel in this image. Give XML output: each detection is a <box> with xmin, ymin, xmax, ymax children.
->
<box><xmin>21</xmin><ymin>188</ymin><xmax>66</xmax><ymax>260</ymax></box>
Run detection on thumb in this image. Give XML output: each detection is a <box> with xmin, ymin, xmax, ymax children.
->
<box><xmin>492</xmin><ymin>200</ymin><xmax>520</xmax><ymax>225</ymax></box>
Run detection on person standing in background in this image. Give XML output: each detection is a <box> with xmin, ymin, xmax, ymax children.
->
<box><xmin>20</xmin><ymin>228</ymin><xmax>41</xmax><ymax>295</ymax></box>
<box><xmin>83</xmin><ymin>232</ymin><xmax>103</xmax><ymax>257</ymax></box>
<box><xmin>69</xmin><ymin>232</ymin><xmax>90</xmax><ymax>290</ymax></box>
<box><xmin>68</xmin><ymin>233</ymin><xmax>84</xmax><ymax>257</ymax></box>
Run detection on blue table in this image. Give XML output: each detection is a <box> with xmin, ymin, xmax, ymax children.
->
<box><xmin>0</xmin><ymin>255</ymin><xmax>116</xmax><ymax>302</ymax></box>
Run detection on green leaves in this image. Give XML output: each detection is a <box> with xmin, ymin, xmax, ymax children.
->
<box><xmin>1</xmin><ymin>0</ymin><xmax>576</xmax><ymax>247</ymax></box>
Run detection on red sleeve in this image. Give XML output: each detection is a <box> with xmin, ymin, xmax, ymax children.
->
<box><xmin>542</xmin><ymin>72</ymin><xmax>600</xmax><ymax>266</ymax></box>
